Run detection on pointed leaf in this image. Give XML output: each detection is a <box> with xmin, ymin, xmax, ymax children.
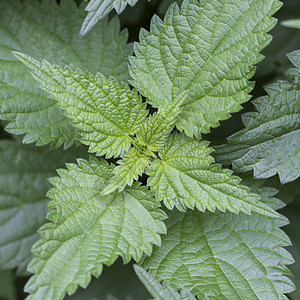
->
<box><xmin>142</xmin><ymin>185</ymin><xmax>295</xmax><ymax>299</ymax></box>
<box><xmin>81</xmin><ymin>0</ymin><xmax>145</xmax><ymax>36</ymax></box>
<box><xmin>134</xmin><ymin>265</ymin><xmax>196</xmax><ymax>300</ymax></box>
<box><xmin>25</xmin><ymin>157</ymin><xmax>166</xmax><ymax>300</ymax></box>
<box><xmin>146</xmin><ymin>132</ymin><xmax>278</xmax><ymax>217</ymax></box>
<box><xmin>136</xmin><ymin>91</ymin><xmax>187</xmax><ymax>152</ymax></box>
<box><xmin>130</xmin><ymin>0</ymin><xmax>282</xmax><ymax>138</ymax></box>
<box><xmin>0</xmin><ymin>0</ymin><xmax>132</xmax><ymax>148</ymax></box>
<box><xmin>214</xmin><ymin>50</ymin><xmax>300</xmax><ymax>184</ymax></box>
<box><xmin>102</xmin><ymin>147</ymin><xmax>151</xmax><ymax>195</ymax></box>
<box><xmin>13</xmin><ymin>53</ymin><xmax>148</xmax><ymax>158</ymax></box>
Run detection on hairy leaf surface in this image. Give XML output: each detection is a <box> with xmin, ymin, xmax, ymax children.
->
<box><xmin>142</xmin><ymin>185</ymin><xmax>295</xmax><ymax>299</ymax></box>
<box><xmin>81</xmin><ymin>0</ymin><xmax>146</xmax><ymax>35</ymax></box>
<box><xmin>102</xmin><ymin>147</ymin><xmax>151</xmax><ymax>195</ymax></box>
<box><xmin>14</xmin><ymin>53</ymin><xmax>148</xmax><ymax>158</ymax></box>
<box><xmin>147</xmin><ymin>132</ymin><xmax>278</xmax><ymax>217</ymax></box>
<box><xmin>25</xmin><ymin>158</ymin><xmax>166</xmax><ymax>300</ymax></box>
<box><xmin>134</xmin><ymin>265</ymin><xmax>197</xmax><ymax>300</ymax></box>
<box><xmin>136</xmin><ymin>91</ymin><xmax>187</xmax><ymax>152</ymax></box>
<box><xmin>0</xmin><ymin>0</ymin><xmax>132</xmax><ymax>149</ymax></box>
<box><xmin>215</xmin><ymin>51</ymin><xmax>300</xmax><ymax>184</ymax></box>
<box><xmin>130</xmin><ymin>0</ymin><xmax>282</xmax><ymax>138</ymax></box>
<box><xmin>0</xmin><ymin>140</ymin><xmax>83</xmax><ymax>274</ymax></box>
<box><xmin>282</xmin><ymin>200</ymin><xmax>300</xmax><ymax>300</ymax></box>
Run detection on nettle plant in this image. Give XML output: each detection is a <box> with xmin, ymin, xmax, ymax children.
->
<box><xmin>0</xmin><ymin>0</ymin><xmax>299</xmax><ymax>299</ymax></box>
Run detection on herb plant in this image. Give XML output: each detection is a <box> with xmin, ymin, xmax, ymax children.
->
<box><xmin>0</xmin><ymin>0</ymin><xmax>299</xmax><ymax>299</ymax></box>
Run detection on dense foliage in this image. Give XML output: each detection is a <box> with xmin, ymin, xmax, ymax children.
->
<box><xmin>0</xmin><ymin>0</ymin><xmax>299</xmax><ymax>299</ymax></box>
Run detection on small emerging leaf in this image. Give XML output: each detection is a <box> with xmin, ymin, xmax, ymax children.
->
<box><xmin>136</xmin><ymin>91</ymin><xmax>188</xmax><ymax>152</ymax></box>
<box><xmin>101</xmin><ymin>147</ymin><xmax>151</xmax><ymax>195</ymax></box>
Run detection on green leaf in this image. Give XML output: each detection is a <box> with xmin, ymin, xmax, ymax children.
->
<box><xmin>281</xmin><ymin>200</ymin><xmax>300</xmax><ymax>300</ymax></box>
<box><xmin>146</xmin><ymin>132</ymin><xmax>278</xmax><ymax>217</ymax></box>
<box><xmin>136</xmin><ymin>91</ymin><xmax>187</xmax><ymax>152</ymax></box>
<box><xmin>134</xmin><ymin>265</ymin><xmax>196</xmax><ymax>300</ymax></box>
<box><xmin>281</xmin><ymin>19</ymin><xmax>300</xmax><ymax>29</ymax></box>
<box><xmin>130</xmin><ymin>0</ymin><xmax>282</xmax><ymax>138</ymax></box>
<box><xmin>214</xmin><ymin>50</ymin><xmax>300</xmax><ymax>184</ymax></box>
<box><xmin>142</xmin><ymin>184</ymin><xmax>295</xmax><ymax>299</ymax></box>
<box><xmin>81</xmin><ymin>0</ymin><xmax>146</xmax><ymax>36</ymax></box>
<box><xmin>0</xmin><ymin>270</ymin><xmax>17</xmax><ymax>300</ymax></box>
<box><xmin>0</xmin><ymin>0</ymin><xmax>132</xmax><ymax>149</ymax></box>
<box><xmin>13</xmin><ymin>53</ymin><xmax>148</xmax><ymax>158</ymax></box>
<box><xmin>101</xmin><ymin>147</ymin><xmax>151</xmax><ymax>195</ymax></box>
<box><xmin>25</xmin><ymin>157</ymin><xmax>166</xmax><ymax>300</ymax></box>
<box><xmin>0</xmin><ymin>140</ymin><xmax>84</xmax><ymax>275</ymax></box>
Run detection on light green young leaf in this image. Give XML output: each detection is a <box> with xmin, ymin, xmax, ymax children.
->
<box><xmin>146</xmin><ymin>132</ymin><xmax>278</xmax><ymax>217</ymax></box>
<box><xmin>142</xmin><ymin>185</ymin><xmax>295</xmax><ymax>299</ymax></box>
<box><xmin>101</xmin><ymin>147</ymin><xmax>151</xmax><ymax>195</ymax></box>
<box><xmin>214</xmin><ymin>50</ymin><xmax>300</xmax><ymax>184</ymax></box>
<box><xmin>0</xmin><ymin>140</ymin><xmax>84</xmax><ymax>275</ymax></box>
<box><xmin>0</xmin><ymin>0</ymin><xmax>132</xmax><ymax>149</ymax></box>
<box><xmin>281</xmin><ymin>19</ymin><xmax>300</xmax><ymax>29</ymax></box>
<box><xmin>134</xmin><ymin>265</ymin><xmax>196</xmax><ymax>300</ymax></box>
<box><xmin>13</xmin><ymin>53</ymin><xmax>148</xmax><ymax>158</ymax></box>
<box><xmin>81</xmin><ymin>0</ymin><xmax>147</xmax><ymax>36</ymax></box>
<box><xmin>136</xmin><ymin>91</ymin><xmax>187</xmax><ymax>152</ymax></box>
<box><xmin>130</xmin><ymin>0</ymin><xmax>282</xmax><ymax>138</ymax></box>
<box><xmin>25</xmin><ymin>157</ymin><xmax>166</xmax><ymax>300</ymax></box>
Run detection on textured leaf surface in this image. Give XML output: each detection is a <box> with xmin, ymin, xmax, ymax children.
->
<box><xmin>282</xmin><ymin>200</ymin><xmax>300</xmax><ymax>300</ymax></box>
<box><xmin>81</xmin><ymin>0</ymin><xmax>145</xmax><ymax>36</ymax></box>
<box><xmin>147</xmin><ymin>132</ymin><xmax>278</xmax><ymax>217</ymax></box>
<box><xmin>0</xmin><ymin>0</ymin><xmax>132</xmax><ymax>148</ymax></box>
<box><xmin>14</xmin><ymin>53</ymin><xmax>147</xmax><ymax>158</ymax></box>
<box><xmin>102</xmin><ymin>147</ymin><xmax>150</xmax><ymax>195</ymax></box>
<box><xmin>136</xmin><ymin>91</ymin><xmax>187</xmax><ymax>152</ymax></box>
<box><xmin>214</xmin><ymin>51</ymin><xmax>300</xmax><ymax>184</ymax></box>
<box><xmin>142</xmin><ymin>185</ymin><xmax>295</xmax><ymax>299</ymax></box>
<box><xmin>130</xmin><ymin>0</ymin><xmax>282</xmax><ymax>138</ymax></box>
<box><xmin>25</xmin><ymin>158</ymin><xmax>166</xmax><ymax>300</ymax></box>
<box><xmin>0</xmin><ymin>140</ymin><xmax>83</xmax><ymax>274</ymax></box>
<box><xmin>134</xmin><ymin>265</ymin><xmax>196</xmax><ymax>300</ymax></box>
